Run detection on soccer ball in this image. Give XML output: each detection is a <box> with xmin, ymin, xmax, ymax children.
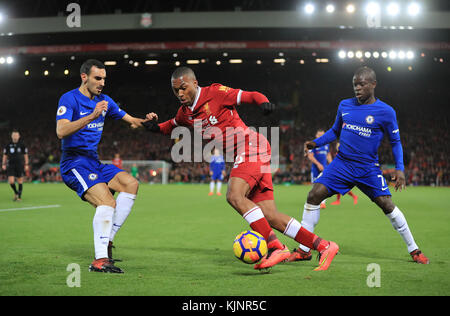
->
<box><xmin>233</xmin><ymin>230</ymin><xmax>268</xmax><ymax>264</ymax></box>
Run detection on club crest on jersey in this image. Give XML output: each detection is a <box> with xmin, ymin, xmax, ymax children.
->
<box><xmin>88</xmin><ymin>173</ymin><xmax>98</xmax><ymax>181</ymax></box>
<box><xmin>57</xmin><ymin>106</ymin><xmax>67</xmax><ymax>116</ymax></box>
<box><xmin>365</xmin><ymin>115</ymin><xmax>375</xmax><ymax>124</ymax></box>
<box><xmin>204</xmin><ymin>102</ymin><xmax>211</xmax><ymax>115</ymax></box>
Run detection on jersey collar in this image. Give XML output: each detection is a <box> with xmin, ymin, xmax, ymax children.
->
<box><xmin>188</xmin><ymin>87</ymin><xmax>202</xmax><ymax>112</ymax></box>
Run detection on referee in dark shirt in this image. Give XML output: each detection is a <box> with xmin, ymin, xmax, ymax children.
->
<box><xmin>2</xmin><ymin>130</ymin><xmax>29</xmax><ymax>201</ymax></box>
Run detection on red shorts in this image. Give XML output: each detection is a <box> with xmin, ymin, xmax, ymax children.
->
<box><xmin>230</xmin><ymin>153</ymin><xmax>274</xmax><ymax>204</ymax></box>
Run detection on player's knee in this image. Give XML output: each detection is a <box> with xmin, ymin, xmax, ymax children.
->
<box><xmin>126</xmin><ymin>177</ymin><xmax>139</xmax><ymax>195</ymax></box>
<box><xmin>306</xmin><ymin>190</ymin><xmax>321</xmax><ymax>205</ymax></box>
<box><xmin>374</xmin><ymin>196</ymin><xmax>395</xmax><ymax>214</ymax></box>
<box><xmin>226</xmin><ymin>191</ymin><xmax>243</xmax><ymax>209</ymax></box>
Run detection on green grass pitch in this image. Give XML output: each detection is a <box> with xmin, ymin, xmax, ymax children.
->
<box><xmin>0</xmin><ymin>183</ymin><xmax>449</xmax><ymax>296</ymax></box>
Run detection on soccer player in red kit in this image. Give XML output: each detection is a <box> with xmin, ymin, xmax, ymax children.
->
<box><xmin>143</xmin><ymin>67</ymin><xmax>339</xmax><ymax>271</ymax></box>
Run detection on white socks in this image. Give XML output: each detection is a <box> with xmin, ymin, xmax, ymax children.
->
<box><xmin>216</xmin><ymin>181</ymin><xmax>222</xmax><ymax>193</ymax></box>
<box><xmin>210</xmin><ymin>181</ymin><xmax>222</xmax><ymax>193</ymax></box>
<box><xmin>386</xmin><ymin>207</ymin><xmax>418</xmax><ymax>253</ymax></box>
<box><xmin>93</xmin><ymin>192</ymin><xmax>136</xmax><ymax>259</ymax></box>
<box><xmin>109</xmin><ymin>192</ymin><xmax>136</xmax><ymax>242</ymax></box>
<box><xmin>93</xmin><ymin>205</ymin><xmax>114</xmax><ymax>259</ymax></box>
<box><xmin>299</xmin><ymin>203</ymin><xmax>321</xmax><ymax>252</ymax></box>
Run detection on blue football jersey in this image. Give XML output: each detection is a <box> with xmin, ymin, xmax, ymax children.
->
<box><xmin>314</xmin><ymin>97</ymin><xmax>404</xmax><ymax>171</ymax></box>
<box><xmin>309</xmin><ymin>144</ymin><xmax>329</xmax><ymax>175</ymax></box>
<box><xmin>210</xmin><ymin>155</ymin><xmax>225</xmax><ymax>174</ymax></box>
<box><xmin>56</xmin><ymin>88</ymin><xmax>126</xmax><ymax>157</ymax></box>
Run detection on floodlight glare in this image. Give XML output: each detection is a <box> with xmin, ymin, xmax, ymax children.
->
<box><xmin>387</xmin><ymin>3</ymin><xmax>400</xmax><ymax>16</ymax></box>
<box><xmin>365</xmin><ymin>51</ymin><xmax>371</xmax><ymax>58</ymax></box>
<box><xmin>6</xmin><ymin>56</ymin><xmax>13</xmax><ymax>64</ymax></box>
<box><xmin>407</xmin><ymin>3</ymin><xmax>420</xmax><ymax>16</ymax></box>
<box><xmin>338</xmin><ymin>50</ymin><xmax>346</xmax><ymax>59</ymax></box>
<box><xmin>347</xmin><ymin>51</ymin><xmax>355</xmax><ymax>58</ymax></box>
<box><xmin>373</xmin><ymin>51</ymin><xmax>380</xmax><ymax>58</ymax></box>
<box><xmin>326</xmin><ymin>4</ymin><xmax>335</xmax><ymax>13</ymax></box>
<box><xmin>346</xmin><ymin>4</ymin><xmax>356</xmax><ymax>14</ymax></box>
<box><xmin>398</xmin><ymin>51</ymin><xmax>406</xmax><ymax>59</ymax></box>
<box><xmin>389</xmin><ymin>51</ymin><xmax>397</xmax><ymax>59</ymax></box>
<box><xmin>366</xmin><ymin>2</ymin><xmax>380</xmax><ymax>16</ymax></box>
<box><xmin>355</xmin><ymin>51</ymin><xmax>363</xmax><ymax>59</ymax></box>
<box><xmin>304</xmin><ymin>3</ymin><xmax>315</xmax><ymax>15</ymax></box>
<box><xmin>406</xmin><ymin>51</ymin><xmax>414</xmax><ymax>59</ymax></box>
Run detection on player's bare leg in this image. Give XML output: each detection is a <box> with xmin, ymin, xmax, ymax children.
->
<box><xmin>107</xmin><ymin>172</ymin><xmax>139</xmax><ymax>261</ymax></box>
<box><xmin>373</xmin><ymin>195</ymin><xmax>429</xmax><ymax>264</ymax></box>
<box><xmin>84</xmin><ymin>183</ymin><xmax>123</xmax><ymax>273</ymax></box>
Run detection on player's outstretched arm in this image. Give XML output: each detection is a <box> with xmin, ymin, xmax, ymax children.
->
<box><xmin>121</xmin><ymin>114</ymin><xmax>147</xmax><ymax>129</ymax></box>
<box><xmin>56</xmin><ymin>100</ymin><xmax>108</xmax><ymax>139</ymax></box>
<box><xmin>240</xmin><ymin>91</ymin><xmax>275</xmax><ymax>115</ymax></box>
<box><xmin>142</xmin><ymin>112</ymin><xmax>179</xmax><ymax>135</ymax></box>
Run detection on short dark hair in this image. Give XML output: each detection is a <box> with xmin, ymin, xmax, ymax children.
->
<box><xmin>354</xmin><ymin>66</ymin><xmax>377</xmax><ymax>82</ymax></box>
<box><xmin>80</xmin><ymin>59</ymin><xmax>105</xmax><ymax>75</ymax></box>
<box><xmin>11</xmin><ymin>129</ymin><xmax>19</xmax><ymax>134</ymax></box>
<box><xmin>171</xmin><ymin>66</ymin><xmax>196</xmax><ymax>80</ymax></box>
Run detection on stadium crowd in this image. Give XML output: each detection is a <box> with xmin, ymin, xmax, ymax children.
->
<box><xmin>1</xmin><ymin>62</ymin><xmax>448</xmax><ymax>186</ymax></box>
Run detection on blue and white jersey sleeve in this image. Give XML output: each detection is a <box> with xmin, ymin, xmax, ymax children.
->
<box><xmin>104</xmin><ymin>95</ymin><xmax>127</xmax><ymax>120</ymax></box>
<box><xmin>56</xmin><ymin>93</ymin><xmax>75</xmax><ymax>121</ymax></box>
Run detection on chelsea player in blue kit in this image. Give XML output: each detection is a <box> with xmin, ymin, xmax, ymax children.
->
<box><xmin>56</xmin><ymin>59</ymin><xmax>149</xmax><ymax>273</ymax></box>
<box><xmin>209</xmin><ymin>149</ymin><xmax>226</xmax><ymax>196</ymax></box>
<box><xmin>291</xmin><ymin>67</ymin><xmax>429</xmax><ymax>264</ymax></box>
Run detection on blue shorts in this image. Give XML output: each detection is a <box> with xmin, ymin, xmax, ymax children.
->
<box><xmin>61</xmin><ymin>155</ymin><xmax>124</xmax><ymax>200</ymax></box>
<box><xmin>315</xmin><ymin>156</ymin><xmax>391</xmax><ymax>200</ymax></box>
<box><xmin>211</xmin><ymin>172</ymin><xmax>224</xmax><ymax>181</ymax></box>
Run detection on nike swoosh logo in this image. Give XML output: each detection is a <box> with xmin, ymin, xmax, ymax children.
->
<box><xmin>342</xmin><ymin>113</ymin><xmax>349</xmax><ymax>116</ymax></box>
<box><xmin>382</xmin><ymin>187</ymin><xmax>389</xmax><ymax>191</ymax></box>
<box><xmin>80</xmin><ymin>111</ymin><xmax>89</xmax><ymax>115</ymax></box>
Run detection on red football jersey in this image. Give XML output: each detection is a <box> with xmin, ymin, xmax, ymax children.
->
<box><xmin>159</xmin><ymin>83</ymin><xmax>270</xmax><ymax>161</ymax></box>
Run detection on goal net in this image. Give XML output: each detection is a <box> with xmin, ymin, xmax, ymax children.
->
<box><xmin>101</xmin><ymin>160</ymin><xmax>171</xmax><ymax>184</ymax></box>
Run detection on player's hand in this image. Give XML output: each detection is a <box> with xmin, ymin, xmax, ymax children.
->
<box><xmin>92</xmin><ymin>101</ymin><xmax>108</xmax><ymax>119</ymax></box>
<box><xmin>130</xmin><ymin>118</ymin><xmax>145</xmax><ymax>129</ymax></box>
<box><xmin>392</xmin><ymin>170</ymin><xmax>406</xmax><ymax>192</ymax></box>
<box><xmin>145</xmin><ymin>112</ymin><xmax>159</xmax><ymax>121</ymax></box>
<box><xmin>317</xmin><ymin>163</ymin><xmax>324</xmax><ymax>172</ymax></box>
<box><xmin>261</xmin><ymin>102</ymin><xmax>275</xmax><ymax>115</ymax></box>
<box><xmin>1</xmin><ymin>164</ymin><xmax>6</xmax><ymax>171</ymax></box>
<box><xmin>304</xmin><ymin>141</ymin><xmax>316</xmax><ymax>156</ymax></box>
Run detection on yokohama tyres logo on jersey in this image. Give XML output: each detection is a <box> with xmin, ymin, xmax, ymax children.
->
<box><xmin>342</xmin><ymin>122</ymin><xmax>372</xmax><ymax>137</ymax></box>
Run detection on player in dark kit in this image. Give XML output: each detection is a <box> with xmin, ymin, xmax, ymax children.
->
<box><xmin>2</xmin><ymin>130</ymin><xmax>29</xmax><ymax>201</ymax></box>
<box><xmin>143</xmin><ymin>67</ymin><xmax>340</xmax><ymax>271</ymax></box>
<box><xmin>293</xmin><ymin>66</ymin><xmax>429</xmax><ymax>264</ymax></box>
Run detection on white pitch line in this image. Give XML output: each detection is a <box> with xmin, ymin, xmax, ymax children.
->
<box><xmin>0</xmin><ymin>204</ymin><xmax>61</xmax><ymax>213</ymax></box>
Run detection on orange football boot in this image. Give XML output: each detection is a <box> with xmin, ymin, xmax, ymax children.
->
<box><xmin>286</xmin><ymin>248</ymin><xmax>312</xmax><ymax>262</ymax></box>
<box><xmin>254</xmin><ymin>245</ymin><xmax>290</xmax><ymax>270</ymax></box>
<box><xmin>314</xmin><ymin>241</ymin><xmax>339</xmax><ymax>271</ymax></box>
<box><xmin>410</xmin><ymin>249</ymin><xmax>430</xmax><ymax>264</ymax></box>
